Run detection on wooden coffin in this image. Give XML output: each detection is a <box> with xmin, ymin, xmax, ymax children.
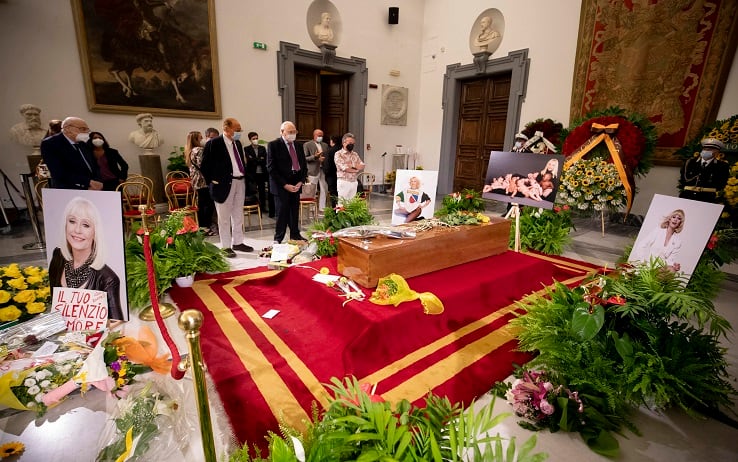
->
<box><xmin>337</xmin><ymin>218</ymin><xmax>511</xmax><ymax>287</ymax></box>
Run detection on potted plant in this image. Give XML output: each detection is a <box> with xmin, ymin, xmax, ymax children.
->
<box><xmin>125</xmin><ymin>211</ymin><xmax>228</xmax><ymax>310</ymax></box>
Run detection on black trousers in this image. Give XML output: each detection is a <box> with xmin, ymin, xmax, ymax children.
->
<box><xmin>274</xmin><ymin>186</ymin><xmax>301</xmax><ymax>242</ymax></box>
<box><xmin>196</xmin><ymin>186</ymin><xmax>215</xmax><ymax>228</ymax></box>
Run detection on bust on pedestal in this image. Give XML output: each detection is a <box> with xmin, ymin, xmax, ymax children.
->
<box><xmin>9</xmin><ymin>104</ymin><xmax>48</xmax><ymax>157</ymax></box>
<box><xmin>129</xmin><ymin>113</ymin><xmax>165</xmax><ymax>203</ymax></box>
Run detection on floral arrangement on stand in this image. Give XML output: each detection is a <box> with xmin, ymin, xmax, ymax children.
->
<box><xmin>496</xmin><ymin>255</ymin><xmax>737</xmax><ymax>457</ymax></box>
<box><xmin>557</xmin><ymin>159</ymin><xmax>627</xmax><ymax>212</ymax></box>
<box><xmin>0</xmin><ymin>264</ymin><xmax>50</xmax><ymax>325</ymax></box>
<box><xmin>125</xmin><ymin>211</ymin><xmax>228</xmax><ymax>310</ymax></box>
<box><xmin>228</xmin><ymin>376</ymin><xmax>545</xmax><ymax>462</ymax></box>
<box><xmin>510</xmin><ymin>205</ymin><xmax>573</xmax><ymax>255</ymax></box>
<box><xmin>559</xmin><ymin>106</ymin><xmax>657</xmax><ymax>215</ymax></box>
<box><xmin>519</xmin><ymin>118</ymin><xmax>564</xmax><ymax>153</ymax></box>
<box><xmin>308</xmin><ymin>196</ymin><xmax>375</xmax><ymax>257</ymax></box>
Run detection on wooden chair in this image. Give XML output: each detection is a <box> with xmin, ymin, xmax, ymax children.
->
<box><xmin>243</xmin><ymin>203</ymin><xmax>263</xmax><ymax>231</ymax></box>
<box><xmin>165</xmin><ymin>179</ymin><xmax>199</xmax><ymax>225</ymax></box>
<box><xmin>117</xmin><ymin>180</ymin><xmax>157</xmax><ymax>234</ymax></box>
<box><xmin>34</xmin><ymin>178</ymin><xmax>49</xmax><ymax>211</ymax></box>
<box><xmin>358</xmin><ymin>172</ymin><xmax>376</xmax><ymax>208</ymax></box>
<box><xmin>166</xmin><ymin>170</ymin><xmax>189</xmax><ymax>181</ymax></box>
<box><xmin>299</xmin><ymin>182</ymin><xmax>318</xmax><ymax>224</ymax></box>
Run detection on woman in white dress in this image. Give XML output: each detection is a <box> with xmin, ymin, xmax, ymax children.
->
<box><xmin>630</xmin><ymin>209</ymin><xmax>685</xmax><ymax>272</ymax></box>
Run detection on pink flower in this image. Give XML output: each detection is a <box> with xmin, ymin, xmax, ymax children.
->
<box><xmin>707</xmin><ymin>233</ymin><xmax>718</xmax><ymax>250</ymax></box>
<box><xmin>539</xmin><ymin>398</ymin><xmax>555</xmax><ymax>415</ymax></box>
<box><xmin>166</xmin><ymin>236</ymin><xmax>174</xmax><ymax>245</ymax></box>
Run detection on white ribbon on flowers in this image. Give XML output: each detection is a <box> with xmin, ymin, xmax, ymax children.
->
<box><xmin>523</xmin><ymin>131</ymin><xmax>558</xmax><ymax>153</ymax></box>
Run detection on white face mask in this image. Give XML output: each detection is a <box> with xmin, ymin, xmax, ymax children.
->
<box><xmin>200</xmin><ymin>139</ymin><xmax>207</xmax><ymax>147</ymax></box>
<box><xmin>316</xmin><ymin>136</ymin><xmax>323</xmax><ymax>143</ymax></box>
<box><xmin>514</xmin><ymin>141</ymin><xmax>523</xmax><ymax>148</ymax></box>
<box><xmin>232</xmin><ymin>131</ymin><xmax>242</xmax><ymax>141</ymax></box>
<box><xmin>251</xmin><ymin>139</ymin><xmax>259</xmax><ymax>146</ymax></box>
<box><xmin>700</xmin><ymin>150</ymin><xmax>714</xmax><ymax>160</ymax></box>
<box><xmin>91</xmin><ymin>138</ymin><xmax>104</xmax><ymax>147</ymax></box>
<box><xmin>76</xmin><ymin>132</ymin><xmax>90</xmax><ymax>143</ymax></box>
<box><xmin>285</xmin><ymin>133</ymin><xmax>297</xmax><ymax>142</ymax></box>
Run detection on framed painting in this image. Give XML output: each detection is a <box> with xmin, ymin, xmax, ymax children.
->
<box><xmin>570</xmin><ymin>0</ymin><xmax>738</xmax><ymax>166</ymax></box>
<box><xmin>71</xmin><ymin>0</ymin><xmax>221</xmax><ymax>118</ymax></box>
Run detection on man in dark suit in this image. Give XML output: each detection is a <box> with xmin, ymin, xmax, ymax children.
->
<box><xmin>40</xmin><ymin>117</ymin><xmax>103</xmax><ymax>190</ymax></box>
<box><xmin>679</xmin><ymin>137</ymin><xmax>730</xmax><ymax>204</ymax></box>
<box><xmin>267</xmin><ymin>121</ymin><xmax>308</xmax><ymax>243</ymax></box>
<box><xmin>244</xmin><ymin>131</ymin><xmax>273</xmax><ymax>217</ymax></box>
<box><xmin>201</xmin><ymin>117</ymin><xmax>254</xmax><ymax>258</ymax></box>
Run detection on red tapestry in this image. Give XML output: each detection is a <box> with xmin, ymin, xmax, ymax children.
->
<box><xmin>570</xmin><ymin>0</ymin><xmax>738</xmax><ymax>166</ymax></box>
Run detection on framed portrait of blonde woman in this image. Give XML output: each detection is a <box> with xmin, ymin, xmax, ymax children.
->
<box><xmin>71</xmin><ymin>0</ymin><xmax>221</xmax><ymax>118</ymax></box>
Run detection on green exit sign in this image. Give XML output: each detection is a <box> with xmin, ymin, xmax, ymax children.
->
<box><xmin>253</xmin><ymin>42</ymin><xmax>267</xmax><ymax>50</ymax></box>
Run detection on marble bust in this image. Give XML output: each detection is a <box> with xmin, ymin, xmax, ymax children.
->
<box><xmin>473</xmin><ymin>16</ymin><xmax>500</xmax><ymax>50</ymax></box>
<box><xmin>313</xmin><ymin>12</ymin><xmax>334</xmax><ymax>44</ymax></box>
<box><xmin>9</xmin><ymin>104</ymin><xmax>47</xmax><ymax>147</ymax></box>
<box><xmin>128</xmin><ymin>112</ymin><xmax>163</xmax><ymax>149</ymax></box>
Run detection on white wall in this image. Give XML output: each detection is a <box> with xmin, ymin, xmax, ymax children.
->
<box><xmin>1</xmin><ymin>0</ymin><xmax>736</xmax><ymax>217</ymax></box>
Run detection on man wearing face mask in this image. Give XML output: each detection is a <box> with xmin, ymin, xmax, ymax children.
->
<box><xmin>244</xmin><ymin>131</ymin><xmax>271</xmax><ymax>217</ymax></box>
<box><xmin>40</xmin><ymin>117</ymin><xmax>103</xmax><ymax>190</ymax></box>
<box><xmin>267</xmin><ymin>121</ymin><xmax>308</xmax><ymax>243</ymax></box>
<box><xmin>511</xmin><ymin>132</ymin><xmax>528</xmax><ymax>152</ymax></box>
<box><xmin>334</xmin><ymin>132</ymin><xmax>365</xmax><ymax>201</ymax></box>
<box><xmin>303</xmin><ymin>129</ymin><xmax>330</xmax><ymax>214</ymax></box>
<box><xmin>679</xmin><ymin>137</ymin><xmax>729</xmax><ymax>203</ymax></box>
<box><xmin>201</xmin><ymin>117</ymin><xmax>254</xmax><ymax>258</ymax></box>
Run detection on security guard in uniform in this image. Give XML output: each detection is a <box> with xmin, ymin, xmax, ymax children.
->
<box><xmin>679</xmin><ymin>137</ymin><xmax>729</xmax><ymax>203</ymax></box>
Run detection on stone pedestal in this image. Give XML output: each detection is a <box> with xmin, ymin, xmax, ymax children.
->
<box><xmin>139</xmin><ymin>152</ymin><xmax>165</xmax><ymax>203</ymax></box>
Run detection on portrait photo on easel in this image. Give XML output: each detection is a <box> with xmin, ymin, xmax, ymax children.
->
<box><xmin>482</xmin><ymin>151</ymin><xmax>565</xmax><ymax>209</ymax></box>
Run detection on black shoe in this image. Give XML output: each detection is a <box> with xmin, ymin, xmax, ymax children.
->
<box><xmin>223</xmin><ymin>248</ymin><xmax>237</xmax><ymax>258</ymax></box>
<box><xmin>233</xmin><ymin>243</ymin><xmax>254</xmax><ymax>252</ymax></box>
<box><xmin>291</xmin><ymin>235</ymin><xmax>308</xmax><ymax>241</ymax></box>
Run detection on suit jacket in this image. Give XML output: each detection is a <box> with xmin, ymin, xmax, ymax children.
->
<box><xmin>200</xmin><ymin>134</ymin><xmax>246</xmax><ymax>198</ymax></box>
<box><xmin>303</xmin><ymin>139</ymin><xmax>329</xmax><ymax>176</ymax></box>
<box><xmin>41</xmin><ymin>133</ymin><xmax>100</xmax><ymax>189</ymax></box>
<box><xmin>267</xmin><ymin>137</ymin><xmax>308</xmax><ymax>191</ymax></box>
<box><xmin>244</xmin><ymin>143</ymin><xmax>268</xmax><ymax>178</ymax></box>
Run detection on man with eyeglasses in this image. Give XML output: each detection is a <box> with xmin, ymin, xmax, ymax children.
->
<box><xmin>40</xmin><ymin>117</ymin><xmax>103</xmax><ymax>190</ymax></box>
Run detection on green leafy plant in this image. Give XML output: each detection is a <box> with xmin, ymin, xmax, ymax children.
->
<box><xmin>308</xmin><ymin>196</ymin><xmax>375</xmax><ymax>257</ymax></box>
<box><xmin>510</xmin><ymin>205</ymin><xmax>574</xmax><ymax>255</ymax></box>
<box><xmin>166</xmin><ymin>146</ymin><xmax>187</xmax><ymax>173</ymax></box>
<box><xmin>125</xmin><ymin>211</ymin><xmax>228</xmax><ymax>310</ymax></box>
<box><xmin>229</xmin><ymin>376</ymin><xmax>547</xmax><ymax>462</ymax></box>
<box><xmin>435</xmin><ymin>189</ymin><xmax>486</xmax><ymax>217</ymax></box>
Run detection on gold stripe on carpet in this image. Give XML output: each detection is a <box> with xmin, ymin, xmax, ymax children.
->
<box><xmin>193</xmin><ymin>281</ymin><xmax>312</xmax><ymax>429</ymax></box>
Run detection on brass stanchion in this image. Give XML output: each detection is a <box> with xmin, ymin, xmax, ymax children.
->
<box><xmin>178</xmin><ymin>309</ymin><xmax>216</xmax><ymax>462</ymax></box>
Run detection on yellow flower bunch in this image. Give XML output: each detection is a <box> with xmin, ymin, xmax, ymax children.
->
<box><xmin>724</xmin><ymin>163</ymin><xmax>738</xmax><ymax>208</ymax></box>
<box><xmin>558</xmin><ymin>159</ymin><xmax>627</xmax><ymax>213</ymax></box>
<box><xmin>706</xmin><ymin>117</ymin><xmax>738</xmax><ymax>145</ymax></box>
<box><xmin>0</xmin><ymin>264</ymin><xmax>50</xmax><ymax>323</ymax></box>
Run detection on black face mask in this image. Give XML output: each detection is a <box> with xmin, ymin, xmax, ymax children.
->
<box><xmin>345</xmin><ymin>143</ymin><xmax>355</xmax><ymax>152</ymax></box>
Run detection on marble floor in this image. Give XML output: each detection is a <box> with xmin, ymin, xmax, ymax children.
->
<box><xmin>1</xmin><ymin>194</ymin><xmax>737</xmax><ymax>461</ymax></box>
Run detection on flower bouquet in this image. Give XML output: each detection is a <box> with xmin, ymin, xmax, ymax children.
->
<box><xmin>510</xmin><ymin>205</ymin><xmax>573</xmax><ymax>255</ymax></box>
<box><xmin>557</xmin><ymin>158</ymin><xmax>627</xmax><ymax>212</ymax></box>
<box><xmin>434</xmin><ymin>189</ymin><xmax>490</xmax><ymax>225</ymax></box>
<box><xmin>308</xmin><ymin>196</ymin><xmax>375</xmax><ymax>257</ymax></box>
<box><xmin>0</xmin><ymin>264</ymin><xmax>51</xmax><ymax>326</ymax></box>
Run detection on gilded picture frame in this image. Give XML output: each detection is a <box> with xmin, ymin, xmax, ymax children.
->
<box><xmin>570</xmin><ymin>0</ymin><xmax>738</xmax><ymax>166</ymax></box>
<box><xmin>70</xmin><ymin>0</ymin><xmax>221</xmax><ymax>118</ymax></box>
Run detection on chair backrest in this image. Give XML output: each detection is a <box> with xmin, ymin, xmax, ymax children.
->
<box><xmin>300</xmin><ymin>182</ymin><xmax>318</xmax><ymax>200</ymax></box>
<box><xmin>34</xmin><ymin>178</ymin><xmax>49</xmax><ymax>210</ymax></box>
<box><xmin>165</xmin><ymin>179</ymin><xmax>197</xmax><ymax>210</ymax></box>
<box><xmin>127</xmin><ymin>174</ymin><xmax>154</xmax><ymax>191</ymax></box>
<box><xmin>166</xmin><ymin>170</ymin><xmax>189</xmax><ymax>181</ymax></box>
<box><xmin>359</xmin><ymin>172</ymin><xmax>376</xmax><ymax>190</ymax></box>
<box><xmin>117</xmin><ymin>180</ymin><xmax>155</xmax><ymax>214</ymax></box>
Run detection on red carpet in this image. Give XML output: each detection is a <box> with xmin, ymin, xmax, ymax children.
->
<box><xmin>169</xmin><ymin>251</ymin><xmax>600</xmax><ymax>447</ymax></box>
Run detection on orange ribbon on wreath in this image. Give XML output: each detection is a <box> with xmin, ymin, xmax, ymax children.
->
<box><xmin>563</xmin><ymin>123</ymin><xmax>634</xmax><ymax>215</ymax></box>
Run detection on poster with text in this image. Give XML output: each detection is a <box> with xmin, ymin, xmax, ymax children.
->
<box><xmin>482</xmin><ymin>152</ymin><xmax>564</xmax><ymax>209</ymax></box>
<box><xmin>52</xmin><ymin>287</ymin><xmax>108</xmax><ymax>331</ymax></box>
<box><xmin>629</xmin><ymin>194</ymin><xmax>722</xmax><ymax>282</ymax></box>
<box><xmin>43</xmin><ymin>190</ymin><xmax>128</xmax><ymax>321</ymax></box>
<box><xmin>391</xmin><ymin>169</ymin><xmax>439</xmax><ymax>225</ymax></box>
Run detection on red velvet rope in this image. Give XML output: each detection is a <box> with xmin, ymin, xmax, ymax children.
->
<box><xmin>143</xmin><ymin>232</ymin><xmax>185</xmax><ymax>380</ymax></box>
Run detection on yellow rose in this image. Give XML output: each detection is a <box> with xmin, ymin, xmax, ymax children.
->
<box><xmin>0</xmin><ymin>290</ymin><xmax>10</xmax><ymax>304</ymax></box>
<box><xmin>7</xmin><ymin>278</ymin><xmax>28</xmax><ymax>290</ymax></box>
<box><xmin>25</xmin><ymin>275</ymin><xmax>44</xmax><ymax>285</ymax></box>
<box><xmin>0</xmin><ymin>306</ymin><xmax>22</xmax><ymax>322</ymax></box>
<box><xmin>23</xmin><ymin>266</ymin><xmax>42</xmax><ymax>277</ymax></box>
<box><xmin>26</xmin><ymin>302</ymin><xmax>47</xmax><ymax>314</ymax></box>
<box><xmin>36</xmin><ymin>287</ymin><xmax>51</xmax><ymax>300</ymax></box>
<box><xmin>3</xmin><ymin>264</ymin><xmax>22</xmax><ymax>279</ymax></box>
<box><xmin>13</xmin><ymin>289</ymin><xmax>37</xmax><ymax>304</ymax></box>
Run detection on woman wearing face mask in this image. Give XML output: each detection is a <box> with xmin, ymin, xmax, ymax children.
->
<box><xmin>86</xmin><ymin>131</ymin><xmax>128</xmax><ymax>191</ymax></box>
<box><xmin>185</xmin><ymin>130</ymin><xmax>216</xmax><ymax>235</ymax></box>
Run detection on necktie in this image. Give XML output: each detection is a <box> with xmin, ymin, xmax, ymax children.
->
<box><xmin>288</xmin><ymin>142</ymin><xmax>300</xmax><ymax>170</ymax></box>
<box><xmin>233</xmin><ymin>142</ymin><xmax>244</xmax><ymax>174</ymax></box>
<box><xmin>75</xmin><ymin>144</ymin><xmax>92</xmax><ymax>172</ymax></box>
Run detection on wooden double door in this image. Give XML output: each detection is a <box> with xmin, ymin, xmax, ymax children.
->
<box><xmin>294</xmin><ymin>65</ymin><xmax>350</xmax><ymax>142</ymax></box>
<box><xmin>453</xmin><ymin>73</ymin><xmax>512</xmax><ymax>191</ymax></box>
